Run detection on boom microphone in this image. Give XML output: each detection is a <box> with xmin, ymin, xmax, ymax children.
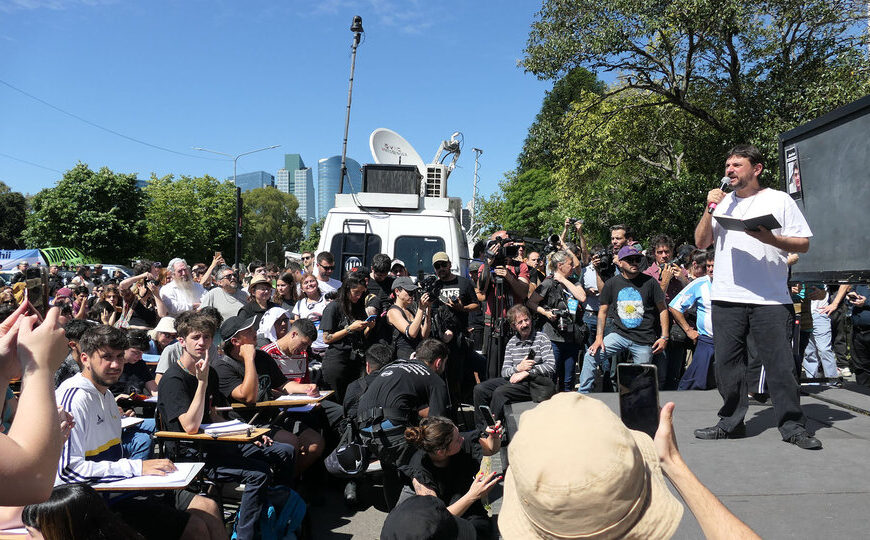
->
<box><xmin>707</xmin><ymin>177</ymin><xmax>730</xmax><ymax>214</ymax></box>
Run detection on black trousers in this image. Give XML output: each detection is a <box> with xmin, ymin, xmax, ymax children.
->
<box><xmin>711</xmin><ymin>301</ymin><xmax>807</xmax><ymax>440</ymax></box>
<box><xmin>852</xmin><ymin>326</ymin><xmax>870</xmax><ymax>387</ymax></box>
<box><xmin>472</xmin><ymin>377</ymin><xmax>533</xmax><ymax>427</ymax></box>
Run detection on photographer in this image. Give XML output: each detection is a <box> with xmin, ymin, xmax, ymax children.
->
<box><xmin>644</xmin><ymin>235</ymin><xmax>691</xmax><ymax>389</ymax></box>
<box><xmin>559</xmin><ymin>217</ymin><xmax>590</xmax><ymax>267</ymax></box>
<box><xmin>429</xmin><ymin>252</ymin><xmax>481</xmax><ymax>403</ymax></box>
<box><xmin>849</xmin><ymin>285</ymin><xmax>870</xmax><ymax>388</ymax></box>
<box><xmin>387</xmin><ymin>277</ymin><xmax>433</xmax><ymax>360</ymax></box>
<box><xmin>476</xmin><ymin>231</ymin><xmax>530</xmax><ymax>379</ymax></box>
<box><xmin>527</xmin><ymin>250</ymin><xmax>587</xmax><ymax>392</ymax></box>
<box><xmin>321</xmin><ymin>273</ymin><xmax>375</xmax><ymax>402</ymax></box>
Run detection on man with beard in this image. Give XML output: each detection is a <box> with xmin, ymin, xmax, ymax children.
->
<box><xmin>55</xmin><ymin>324</ymin><xmax>225</xmax><ymax>540</ymax></box>
<box><xmin>200</xmin><ymin>265</ymin><xmax>248</xmax><ymax>321</ymax></box>
<box><xmin>577</xmin><ymin>245</ymin><xmax>669</xmax><ymax>394</ymax></box>
<box><xmin>160</xmin><ymin>258</ymin><xmax>207</xmax><ymax>316</ymax></box>
<box><xmin>694</xmin><ymin>144</ymin><xmax>820</xmax><ymax>450</ymax></box>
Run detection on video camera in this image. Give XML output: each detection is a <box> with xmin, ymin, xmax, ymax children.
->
<box><xmin>485</xmin><ymin>235</ymin><xmax>521</xmax><ymax>268</ymax></box>
<box><xmin>543</xmin><ymin>234</ymin><xmax>561</xmax><ymax>255</ymax></box>
<box><xmin>417</xmin><ymin>274</ymin><xmax>442</xmax><ymax>301</ymax></box>
<box><xmin>550</xmin><ymin>308</ymin><xmax>574</xmax><ymax>332</ymax></box>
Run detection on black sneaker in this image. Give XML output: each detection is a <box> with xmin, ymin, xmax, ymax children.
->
<box><xmin>785</xmin><ymin>432</ymin><xmax>822</xmax><ymax>450</ymax></box>
<box><xmin>694</xmin><ymin>423</ymin><xmax>746</xmax><ymax>440</ymax></box>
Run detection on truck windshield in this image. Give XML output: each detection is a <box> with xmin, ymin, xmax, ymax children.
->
<box><xmin>394</xmin><ymin>236</ymin><xmax>446</xmax><ymax>278</ymax></box>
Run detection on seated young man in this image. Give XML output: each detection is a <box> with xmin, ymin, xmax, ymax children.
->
<box><xmin>55</xmin><ymin>324</ymin><xmax>224</xmax><ymax>540</ymax></box>
<box><xmin>472</xmin><ymin>304</ymin><xmax>556</xmax><ymax>427</ymax></box>
<box><xmin>214</xmin><ymin>315</ymin><xmax>325</xmax><ymax>476</ymax></box>
<box><xmin>109</xmin><ymin>328</ymin><xmax>159</xmax><ymax>460</ymax></box>
<box><xmin>157</xmin><ymin>310</ymin><xmax>297</xmax><ymax>540</ymax></box>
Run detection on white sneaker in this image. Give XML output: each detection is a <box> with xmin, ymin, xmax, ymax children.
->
<box><xmin>838</xmin><ymin>367</ymin><xmax>852</xmax><ymax>377</ymax></box>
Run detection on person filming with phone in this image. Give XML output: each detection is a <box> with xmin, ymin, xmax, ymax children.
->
<box><xmin>847</xmin><ymin>285</ymin><xmax>870</xmax><ymax>388</ymax></box>
<box><xmin>472</xmin><ymin>304</ymin><xmax>556</xmax><ymax>428</ymax></box>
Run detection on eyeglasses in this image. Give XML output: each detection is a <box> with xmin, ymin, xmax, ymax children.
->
<box><xmin>433</xmin><ymin>261</ymin><xmax>450</xmax><ymax>269</ymax></box>
<box><xmin>319</xmin><ymin>264</ymin><xmax>335</xmax><ymax>271</ymax></box>
<box><xmin>220</xmin><ymin>274</ymin><xmax>237</xmax><ymax>281</ymax></box>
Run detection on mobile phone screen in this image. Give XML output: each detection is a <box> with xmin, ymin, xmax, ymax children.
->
<box><xmin>365</xmin><ymin>314</ymin><xmax>377</xmax><ymax>323</ymax></box>
<box><xmin>617</xmin><ymin>363</ymin><xmax>660</xmax><ymax>438</ymax></box>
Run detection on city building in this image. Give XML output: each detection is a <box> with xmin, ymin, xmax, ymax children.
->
<box><xmin>276</xmin><ymin>168</ymin><xmax>290</xmax><ymax>193</ymax></box>
<box><xmin>231</xmin><ymin>171</ymin><xmax>274</xmax><ymax>192</ymax></box>
<box><xmin>294</xmin><ymin>167</ymin><xmax>316</xmax><ymax>236</ymax></box>
<box><xmin>280</xmin><ymin>154</ymin><xmax>305</xmax><ymax>194</ymax></box>
<box><xmin>317</xmin><ymin>155</ymin><xmax>361</xmax><ymax>219</ymax></box>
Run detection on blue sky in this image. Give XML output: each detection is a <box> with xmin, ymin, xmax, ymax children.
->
<box><xmin>0</xmin><ymin>0</ymin><xmax>557</xmax><ymax>209</ymax></box>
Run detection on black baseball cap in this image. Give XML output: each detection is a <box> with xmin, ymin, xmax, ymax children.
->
<box><xmin>219</xmin><ymin>315</ymin><xmax>256</xmax><ymax>341</ymax></box>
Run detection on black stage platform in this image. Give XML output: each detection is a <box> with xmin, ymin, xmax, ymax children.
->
<box><xmin>502</xmin><ymin>384</ymin><xmax>870</xmax><ymax>539</ymax></box>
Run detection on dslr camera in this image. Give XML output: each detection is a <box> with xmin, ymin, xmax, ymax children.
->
<box><xmin>485</xmin><ymin>235</ymin><xmax>521</xmax><ymax>268</ymax></box>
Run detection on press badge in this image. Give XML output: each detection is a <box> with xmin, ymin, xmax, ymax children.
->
<box><xmin>566</xmin><ymin>297</ymin><xmax>579</xmax><ymax>315</ymax></box>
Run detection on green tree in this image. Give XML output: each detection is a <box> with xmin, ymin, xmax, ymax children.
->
<box><xmin>142</xmin><ymin>174</ymin><xmax>236</xmax><ymax>264</ymax></box>
<box><xmin>241</xmin><ymin>187</ymin><xmax>303</xmax><ymax>263</ymax></box>
<box><xmin>299</xmin><ymin>217</ymin><xmax>325</xmax><ymax>255</ymax></box>
<box><xmin>22</xmin><ymin>163</ymin><xmax>145</xmax><ymax>261</ymax></box>
<box><xmin>518</xmin><ymin>67</ymin><xmax>605</xmax><ymax>172</ymax></box>
<box><xmin>0</xmin><ymin>182</ymin><xmax>27</xmax><ymax>248</ymax></box>
<box><xmin>523</xmin><ymin>0</ymin><xmax>870</xmax><ymax>177</ymax></box>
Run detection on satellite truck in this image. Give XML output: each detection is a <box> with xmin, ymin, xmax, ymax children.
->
<box><xmin>316</xmin><ymin>128</ymin><xmax>471</xmax><ymax>280</ymax></box>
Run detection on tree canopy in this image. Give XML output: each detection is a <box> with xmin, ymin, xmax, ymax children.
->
<box><xmin>142</xmin><ymin>174</ymin><xmax>236</xmax><ymax>264</ymax></box>
<box><xmin>241</xmin><ymin>187</ymin><xmax>304</xmax><ymax>263</ymax></box>
<box><xmin>0</xmin><ymin>182</ymin><xmax>27</xmax><ymax>249</ymax></box>
<box><xmin>22</xmin><ymin>163</ymin><xmax>145</xmax><ymax>261</ymax></box>
<box><xmin>485</xmin><ymin>0</ymin><xmax>870</xmax><ymax>246</ymax></box>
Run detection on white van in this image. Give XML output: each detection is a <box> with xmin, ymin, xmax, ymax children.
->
<box><xmin>317</xmin><ymin>191</ymin><xmax>469</xmax><ymax>280</ymax></box>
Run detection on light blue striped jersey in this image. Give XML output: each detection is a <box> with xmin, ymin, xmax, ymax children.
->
<box><xmin>669</xmin><ymin>276</ymin><xmax>713</xmax><ymax>337</ymax></box>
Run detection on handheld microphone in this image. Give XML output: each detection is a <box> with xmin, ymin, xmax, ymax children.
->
<box><xmin>707</xmin><ymin>177</ymin><xmax>730</xmax><ymax>214</ymax></box>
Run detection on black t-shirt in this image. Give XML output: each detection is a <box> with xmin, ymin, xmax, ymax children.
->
<box><xmin>126</xmin><ymin>302</ymin><xmax>158</xmax><ymax>328</ymax></box>
<box><xmin>343</xmin><ymin>371</ymin><xmax>378</xmax><ymax>423</ymax></box>
<box><xmin>110</xmin><ymin>360</ymin><xmax>154</xmax><ymax>396</ymax></box>
<box><xmin>320</xmin><ymin>301</ymin><xmax>366</xmax><ymax>361</ymax></box>
<box><xmin>435</xmin><ymin>275</ymin><xmax>476</xmax><ymax>331</ymax></box>
<box><xmin>237</xmin><ymin>301</ymin><xmax>278</xmax><ymax>331</ymax></box>
<box><xmin>599</xmin><ymin>273</ymin><xmax>665</xmax><ymax>345</ymax></box>
<box><xmin>536</xmin><ymin>276</ymin><xmax>584</xmax><ymax>343</ymax></box>
<box><xmin>399</xmin><ymin>429</ymin><xmax>487</xmax><ymax>518</ymax></box>
<box><xmin>213</xmin><ymin>350</ymin><xmax>287</xmax><ymax>402</ymax></box>
<box><xmin>157</xmin><ymin>361</ymin><xmax>229</xmax><ymax>433</ymax></box>
<box><xmin>367</xmin><ymin>276</ymin><xmax>394</xmax><ymax>314</ymax></box>
<box><xmin>357</xmin><ymin>359</ymin><xmax>450</xmax><ymax>425</ymax></box>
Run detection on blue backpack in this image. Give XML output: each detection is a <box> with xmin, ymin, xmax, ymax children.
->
<box><xmin>232</xmin><ymin>487</ymin><xmax>306</xmax><ymax>540</ymax></box>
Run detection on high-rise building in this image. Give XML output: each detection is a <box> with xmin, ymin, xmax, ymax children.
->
<box><xmin>231</xmin><ymin>171</ymin><xmax>274</xmax><ymax>192</ymax></box>
<box><xmin>275</xmin><ymin>169</ymin><xmax>290</xmax><ymax>193</ymax></box>
<box><xmin>317</xmin><ymin>155</ymin><xmax>361</xmax><ymax>219</ymax></box>
<box><xmin>294</xmin><ymin>167</ymin><xmax>316</xmax><ymax>236</ymax></box>
<box><xmin>282</xmin><ymin>154</ymin><xmax>305</xmax><ymax>194</ymax></box>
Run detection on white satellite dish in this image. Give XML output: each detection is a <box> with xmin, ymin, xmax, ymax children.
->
<box><xmin>370</xmin><ymin>128</ymin><xmax>427</xmax><ymax>178</ymax></box>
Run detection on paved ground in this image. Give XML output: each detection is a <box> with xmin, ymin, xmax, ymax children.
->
<box><xmin>309</xmin><ymin>382</ymin><xmax>870</xmax><ymax>539</ymax></box>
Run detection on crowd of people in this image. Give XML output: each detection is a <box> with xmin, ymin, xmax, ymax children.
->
<box><xmin>0</xmin><ymin>144</ymin><xmax>868</xmax><ymax>539</ymax></box>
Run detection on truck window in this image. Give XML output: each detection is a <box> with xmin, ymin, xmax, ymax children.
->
<box><xmin>329</xmin><ymin>233</ymin><xmax>382</xmax><ymax>278</ymax></box>
<box><xmin>394</xmin><ymin>236</ymin><xmax>446</xmax><ymax>278</ymax></box>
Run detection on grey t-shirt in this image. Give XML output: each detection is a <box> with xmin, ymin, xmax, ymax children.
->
<box><xmin>156</xmin><ymin>340</ymin><xmax>221</xmax><ymax>375</ymax></box>
<box><xmin>201</xmin><ymin>287</ymin><xmax>249</xmax><ymax>322</ymax></box>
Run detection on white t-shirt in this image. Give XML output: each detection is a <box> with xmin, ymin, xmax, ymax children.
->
<box><xmin>317</xmin><ymin>277</ymin><xmax>341</xmax><ymax>296</ymax></box>
<box><xmin>292</xmin><ymin>295</ymin><xmax>330</xmax><ymax>354</ymax></box>
<box><xmin>711</xmin><ymin>188</ymin><xmax>811</xmax><ymax>305</ymax></box>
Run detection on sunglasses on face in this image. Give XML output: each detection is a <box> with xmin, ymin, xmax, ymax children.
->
<box><xmin>319</xmin><ymin>264</ymin><xmax>335</xmax><ymax>271</ymax></box>
<box><xmin>302</xmin><ymin>256</ymin><xmax>312</xmax><ymax>261</ymax></box>
<box><xmin>434</xmin><ymin>262</ymin><xmax>450</xmax><ymax>269</ymax></box>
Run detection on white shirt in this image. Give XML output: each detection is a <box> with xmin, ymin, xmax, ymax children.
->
<box><xmin>711</xmin><ymin>188</ymin><xmax>812</xmax><ymax>305</ymax></box>
<box><xmin>159</xmin><ymin>280</ymin><xmax>207</xmax><ymax>316</ymax></box>
<box><xmin>317</xmin><ymin>277</ymin><xmax>341</xmax><ymax>295</ymax></box>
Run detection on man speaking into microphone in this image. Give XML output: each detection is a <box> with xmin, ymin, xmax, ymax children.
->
<box><xmin>694</xmin><ymin>144</ymin><xmax>821</xmax><ymax>450</ymax></box>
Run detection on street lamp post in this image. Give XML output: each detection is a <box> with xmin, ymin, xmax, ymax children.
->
<box><xmin>193</xmin><ymin>144</ymin><xmax>281</xmax><ymax>266</ymax></box>
<box><xmin>265</xmin><ymin>240</ymin><xmax>276</xmax><ymax>264</ymax></box>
